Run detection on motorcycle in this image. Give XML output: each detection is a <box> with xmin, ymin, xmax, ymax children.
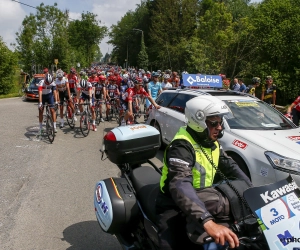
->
<box><xmin>94</xmin><ymin>124</ymin><xmax>300</xmax><ymax>250</ymax></box>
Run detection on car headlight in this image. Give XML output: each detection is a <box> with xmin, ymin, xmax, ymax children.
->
<box><xmin>265</xmin><ymin>151</ymin><xmax>300</xmax><ymax>173</ymax></box>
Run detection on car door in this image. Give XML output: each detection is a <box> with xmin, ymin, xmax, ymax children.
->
<box><xmin>154</xmin><ymin>92</ymin><xmax>178</xmax><ymax>144</ymax></box>
<box><xmin>165</xmin><ymin>93</ymin><xmax>198</xmax><ymax>143</ymax></box>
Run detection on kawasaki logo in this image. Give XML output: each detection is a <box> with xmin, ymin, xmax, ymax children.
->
<box><xmin>260</xmin><ymin>182</ymin><xmax>298</xmax><ymax>203</ymax></box>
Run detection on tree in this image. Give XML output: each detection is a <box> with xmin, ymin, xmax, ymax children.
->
<box><xmin>0</xmin><ymin>37</ymin><xmax>18</xmax><ymax>94</ymax></box>
<box><xmin>137</xmin><ymin>34</ymin><xmax>148</xmax><ymax>69</ymax></box>
<box><xmin>67</xmin><ymin>12</ymin><xmax>107</xmax><ymax>66</ymax></box>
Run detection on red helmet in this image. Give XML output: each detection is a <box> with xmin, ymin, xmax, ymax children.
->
<box><xmin>99</xmin><ymin>75</ymin><xmax>106</xmax><ymax>81</ymax></box>
<box><xmin>111</xmin><ymin>76</ymin><xmax>117</xmax><ymax>81</ymax></box>
<box><xmin>134</xmin><ymin>77</ymin><xmax>143</xmax><ymax>85</ymax></box>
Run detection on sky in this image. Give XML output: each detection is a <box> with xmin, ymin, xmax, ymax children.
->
<box><xmin>0</xmin><ymin>0</ymin><xmax>141</xmax><ymax>54</ymax></box>
<box><xmin>0</xmin><ymin>0</ymin><xmax>261</xmax><ymax>56</ymax></box>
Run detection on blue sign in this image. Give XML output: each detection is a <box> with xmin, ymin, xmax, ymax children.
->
<box><xmin>182</xmin><ymin>74</ymin><xmax>222</xmax><ymax>88</ymax></box>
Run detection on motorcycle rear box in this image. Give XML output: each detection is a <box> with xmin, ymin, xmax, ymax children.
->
<box><xmin>94</xmin><ymin>177</ymin><xmax>139</xmax><ymax>234</ymax></box>
<box><xmin>103</xmin><ymin>124</ymin><xmax>161</xmax><ymax>164</ymax></box>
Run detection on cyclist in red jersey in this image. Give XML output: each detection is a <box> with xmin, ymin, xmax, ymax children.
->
<box><xmin>287</xmin><ymin>96</ymin><xmax>300</xmax><ymax>126</ymax></box>
<box><xmin>121</xmin><ymin>77</ymin><xmax>160</xmax><ymax>126</ymax></box>
<box><xmin>67</xmin><ymin>68</ymin><xmax>78</xmax><ymax>103</ymax></box>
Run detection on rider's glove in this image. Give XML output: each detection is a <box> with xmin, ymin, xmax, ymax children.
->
<box><xmin>38</xmin><ymin>102</ymin><xmax>43</xmax><ymax>108</ymax></box>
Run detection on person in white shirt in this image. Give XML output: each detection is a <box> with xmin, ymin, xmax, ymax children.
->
<box><xmin>161</xmin><ymin>74</ymin><xmax>173</xmax><ymax>90</ymax></box>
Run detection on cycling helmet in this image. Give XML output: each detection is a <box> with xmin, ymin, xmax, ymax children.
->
<box><xmin>80</xmin><ymin>79</ymin><xmax>87</xmax><ymax>88</ymax></box>
<box><xmin>57</xmin><ymin>72</ymin><xmax>64</xmax><ymax>78</ymax></box>
<box><xmin>110</xmin><ymin>76</ymin><xmax>117</xmax><ymax>81</ymax></box>
<box><xmin>185</xmin><ymin>96</ymin><xmax>231</xmax><ymax>133</ymax></box>
<box><xmin>122</xmin><ymin>74</ymin><xmax>129</xmax><ymax>80</ymax></box>
<box><xmin>45</xmin><ymin>74</ymin><xmax>53</xmax><ymax>84</ymax></box>
<box><xmin>91</xmin><ymin>70</ymin><xmax>97</xmax><ymax>75</ymax></box>
<box><xmin>152</xmin><ymin>72</ymin><xmax>160</xmax><ymax>77</ymax></box>
<box><xmin>70</xmin><ymin>68</ymin><xmax>76</xmax><ymax>74</ymax></box>
<box><xmin>163</xmin><ymin>74</ymin><xmax>170</xmax><ymax>79</ymax></box>
<box><xmin>79</xmin><ymin>70</ymin><xmax>86</xmax><ymax>76</ymax></box>
<box><xmin>134</xmin><ymin>77</ymin><xmax>143</xmax><ymax>85</ymax></box>
<box><xmin>127</xmin><ymin>81</ymin><xmax>134</xmax><ymax>88</ymax></box>
<box><xmin>252</xmin><ymin>77</ymin><xmax>261</xmax><ymax>84</ymax></box>
<box><xmin>99</xmin><ymin>75</ymin><xmax>106</xmax><ymax>81</ymax></box>
<box><xmin>265</xmin><ymin>75</ymin><xmax>273</xmax><ymax>80</ymax></box>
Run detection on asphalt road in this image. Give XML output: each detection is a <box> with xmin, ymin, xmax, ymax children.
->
<box><xmin>0</xmin><ymin>97</ymin><xmax>164</xmax><ymax>250</ymax></box>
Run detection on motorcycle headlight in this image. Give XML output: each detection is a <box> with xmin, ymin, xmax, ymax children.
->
<box><xmin>265</xmin><ymin>151</ymin><xmax>300</xmax><ymax>174</ymax></box>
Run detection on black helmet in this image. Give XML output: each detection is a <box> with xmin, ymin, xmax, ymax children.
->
<box><xmin>80</xmin><ymin>79</ymin><xmax>87</xmax><ymax>88</ymax></box>
<box><xmin>252</xmin><ymin>77</ymin><xmax>261</xmax><ymax>84</ymax></box>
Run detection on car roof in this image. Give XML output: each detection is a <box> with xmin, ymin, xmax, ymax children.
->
<box><xmin>162</xmin><ymin>88</ymin><xmax>258</xmax><ymax>101</ymax></box>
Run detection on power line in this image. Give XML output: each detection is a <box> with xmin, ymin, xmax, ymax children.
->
<box><xmin>11</xmin><ymin>0</ymin><xmax>77</xmax><ymax>21</ymax></box>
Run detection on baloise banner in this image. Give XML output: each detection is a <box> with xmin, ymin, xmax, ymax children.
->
<box><xmin>182</xmin><ymin>74</ymin><xmax>223</xmax><ymax>88</ymax></box>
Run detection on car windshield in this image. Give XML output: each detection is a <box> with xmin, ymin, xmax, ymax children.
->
<box><xmin>224</xmin><ymin>100</ymin><xmax>293</xmax><ymax>130</ymax></box>
<box><xmin>29</xmin><ymin>78</ymin><xmax>42</xmax><ymax>88</ymax></box>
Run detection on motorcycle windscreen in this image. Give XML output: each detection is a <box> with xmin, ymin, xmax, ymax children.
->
<box><xmin>244</xmin><ymin>175</ymin><xmax>300</xmax><ymax>250</ymax></box>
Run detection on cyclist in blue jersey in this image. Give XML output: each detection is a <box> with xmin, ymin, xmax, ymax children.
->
<box><xmin>145</xmin><ymin>72</ymin><xmax>162</xmax><ymax>121</ymax></box>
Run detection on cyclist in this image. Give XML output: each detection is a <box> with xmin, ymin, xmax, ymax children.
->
<box><xmin>161</xmin><ymin>74</ymin><xmax>173</xmax><ymax>90</ymax></box>
<box><xmin>79</xmin><ymin>70</ymin><xmax>88</xmax><ymax>81</ymax></box>
<box><xmin>145</xmin><ymin>72</ymin><xmax>162</xmax><ymax>121</ymax></box>
<box><xmin>38</xmin><ymin>73</ymin><xmax>58</xmax><ymax>134</ymax></box>
<box><xmin>94</xmin><ymin>75</ymin><xmax>107</xmax><ymax>123</ymax></box>
<box><xmin>261</xmin><ymin>76</ymin><xmax>276</xmax><ymax>106</ymax></box>
<box><xmin>67</xmin><ymin>68</ymin><xmax>78</xmax><ymax>104</ymax></box>
<box><xmin>55</xmin><ymin>71</ymin><xmax>77</xmax><ymax>128</ymax></box>
<box><xmin>245</xmin><ymin>77</ymin><xmax>261</xmax><ymax>96</ymax></box>
<box><xmin>77</xmin><ymin>79</ymin><xmax>97</xmax><ymax>131</ymax></box>
<box><xmin>105</xmin><ymin>75</ymin><xmax>120</xmax><ymax>121</ymax></box>
<box><xmin>121</xmin><ymin>77</ymin><xmax>160</xmax><ymax>126</ymax></box>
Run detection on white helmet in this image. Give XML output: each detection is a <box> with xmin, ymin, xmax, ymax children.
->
<box><xmin>185</xmin><ymin>96</ymin><xmax>231</xmax><ymax>132</ymax></box>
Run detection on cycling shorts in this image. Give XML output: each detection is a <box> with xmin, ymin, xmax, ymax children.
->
<box><xmin>58</xmin><ymin>91</ymin><xmax>70</xmax><ymax>105</ymax></box>
<box><xmin>70</xmin><ymin>87</ymin><xmax>76</xmax><ymax>96</ymax></box>
<box><xmin>42</xmin><ymin>93</ymin><xmax>55</xmax><ymax>108</ymax></box>
<box><xmin>81</xmin><ymin>92</ymin><xmax>94</xmax><ymax>104</ymax></box>
<box><xmin>121</xmin><ymin>100</ymin><xmax>136</xmax><ymax>113</ymax></box>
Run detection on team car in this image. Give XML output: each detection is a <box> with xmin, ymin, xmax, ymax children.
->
<box><xmin>24</xmin><ymin>74</ymin><xmax>44</xmax><ymax>101</ymax></box>
<box><xmin>146</xmin><ymin>87</ymin><xmax>300</xmax><ymax>187</ymax></box>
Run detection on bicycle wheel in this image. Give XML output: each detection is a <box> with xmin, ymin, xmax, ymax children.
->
<box><xmin>65</xmin><ymin>105</ymin><xmax>75</xmax><ymax>129</ymax></box>
<box><xmin>46</xmin><ymin>114</ymin><xmax>55</xmax><ymax>143</ymax></box>
<box><xmin>113</xmin><ymin>107</ymin><xmax>120</xmax><ymax>122</ymax></box>
<box><xmin>95</xmin><ymin>108</ymin><xmax>101</xmax><ymax>125</ymax></box>
<box><xmin>80</xmin><ymin>111</ymin><xmax>90</xmax><ymax>137</ymax></box>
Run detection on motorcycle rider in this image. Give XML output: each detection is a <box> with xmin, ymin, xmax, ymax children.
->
<box><xmin>156</xmin><ymin>95</ymin><xmax>252</xmax><ymax>250</ymax></box>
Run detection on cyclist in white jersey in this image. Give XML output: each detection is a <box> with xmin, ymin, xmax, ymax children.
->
<box><xmin>55</xmin><ymin>72</ymin><xmax>77</xmax><ymax>128</ymax></box>
<box><xmin>38</xmin><ymin>73</ymin><xmax>58</xmax><ymax>134</ymax></box>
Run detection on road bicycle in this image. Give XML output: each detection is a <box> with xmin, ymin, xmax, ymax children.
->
<box><xmin>38</xmin><ymin>104</ymin><xmax>55</xmax><ymax>143</ymax></box>
<box><xmin>107</xmin><ymin>98</ymin><xmax>121</xmax><ymax>122</ymax></box>
<box><xmin>94</xmin><ymin>99</ymin><xmax>105</xmax><ymax>125</ymax></box>
<box><xmin>64</xmin><ymin>100</ymin><xmax>76</xmax><ymax>129</ymax></box>
<box><xmin>118</xmin><ymin>101</ymin><xmax>142</xmax><ymax>126</ymax></box>
<box><xmin>79</xmin><ymin>99</ymin><xmax>91</xmax><ymax>137</ymax></box>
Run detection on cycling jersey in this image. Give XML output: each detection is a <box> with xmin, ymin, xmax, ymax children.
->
<box><xmin>77</xmin><ymin>81</ymin><xmax>92</xmax><ymax>96</ymax></box>
<box><xmin>67</xmin><ymin>74</ymin><xmax>78</xmax><ymax>89</ymax></box>
<box><xmin>123</xmin><ymin>87</ymin><xmax>149</xmax><ymax>102</ymax></box>
<box><xmin>55</xmin><ymin>78</ymin><xmax>68</xmax><ymax>92</ymax></box>
<box><xmin>292</xmin><ymin>96</ymin><xmax>300</xmax><ymax>112</ymax></box>
<box><xmin>148</xmin><ymin>81</ymin><xmax>162</xmax><ymax>99</ymax></box>
<box><xmin>94</xmin><ymin>82</ymin><xmax>105</xmax><ymax>98</ymax></box>
<box><xmin>107</xmin><ymin>84</ymin><xmax>119</xmax><ymax>98</ymax></box>
<box><xmin>38</xmin><ymin>80</ymin><xmax>56</xmax><ymax>95</ymax></box>
<box><xmin>262</xmin><ymin>84</ymin><xmax>276</xmax><ymax>104</ymax></box>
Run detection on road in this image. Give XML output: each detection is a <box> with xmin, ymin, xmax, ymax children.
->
<box><xmin>0</xmin><ymin>97</ymin><xmax>163</xmax><ymax>250</ymax></box>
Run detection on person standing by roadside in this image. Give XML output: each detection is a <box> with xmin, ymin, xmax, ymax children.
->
<box><xmin>161</xmin><ymin>74</ymin><xmax>173</xmax><ymax>90</ymax></box>
<box><xmin>231</xmin><ymin>78</ymin><xmax>240</xmax><ymax>91</ymax></box>
<box><xmin>238</xmin><ymin>79</ymin><xmax>246</xmax><ymax>92</ymax></box>
<box><xmin>261</xmin><ymin>76</ymin><xmax>276</xmax><ymax>106</ymax></box>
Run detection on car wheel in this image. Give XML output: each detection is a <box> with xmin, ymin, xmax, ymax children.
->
<box><xmin>227</xmin><ymin>153</ymin><xmax>251</xmax><ymax>181</ymax></box>
<box><xmin>151</xmin><ymin>120</ymin><xmax>164</xmax><ymax>148</ymax></box>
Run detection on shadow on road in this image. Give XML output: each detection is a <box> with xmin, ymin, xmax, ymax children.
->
<box><xmin>62</xmin><ymin>220</ymin><xmax>121</xmax><ymax>250</ymax></box>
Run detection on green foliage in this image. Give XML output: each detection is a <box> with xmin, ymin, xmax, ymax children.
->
<box><xmin>0</xmin><ymin>38</ymin><xmax>18</xmax><ymax>94</ymax></box>
<box><xmin>16</xmin><ymin>4</ymin><xmax>107</xmax><ymax>73</ymax></box>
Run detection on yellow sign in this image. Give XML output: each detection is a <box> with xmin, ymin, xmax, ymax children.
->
<box><xmin>54</xmin><ymin>59</ymin><xmax>58</xmax><ymax>64</ymax></box>
<box><xmin>235</xmin><ymin>102</ymin><xmax>259</xmax><ymax>107</ymax></box>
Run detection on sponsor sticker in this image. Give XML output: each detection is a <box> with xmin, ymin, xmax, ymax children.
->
<box><xmin>235</xmin><ymin>102</ymin><xmax>259</xmax><ymax>107</ymax></box>
<box><xmin>232</xmin><ymin>139</ymin><xmax>248</xmax><ymax>149</ymax></box>
<box><xmin>287</xmin><ymin>136</ymin><xmax>300</xmax><ymax>141</ymax></box>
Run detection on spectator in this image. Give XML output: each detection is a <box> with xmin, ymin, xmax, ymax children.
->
<box><xmin>245</xmin><ymin>77</ymin><xmax>261</xmax><ymax>96</ymax></box>
<box><xmin>239</xmin><ymin>79</ymin><xmax>246</xmax><ymax>92</ymax></box>
<box><xmin>231</xmin><ymin>78</ymin><xmax>240</xmax><ymax>91</ymax></box>
<box><xmin>161</xmin><ymin>74</ymin><xmax>173</xmax><ymax>90</ymax></box>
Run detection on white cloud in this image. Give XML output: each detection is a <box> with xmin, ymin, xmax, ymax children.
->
<box><xmin>0</xmin><ymin>0</ymin><xmax>26</xmax><ymax>47</ymax></box>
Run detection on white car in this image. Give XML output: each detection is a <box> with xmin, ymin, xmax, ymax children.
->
<box><xmin>147</xmin><ymin>88</ymin><xmax>300</xmax><ymax>187</ymax></box>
